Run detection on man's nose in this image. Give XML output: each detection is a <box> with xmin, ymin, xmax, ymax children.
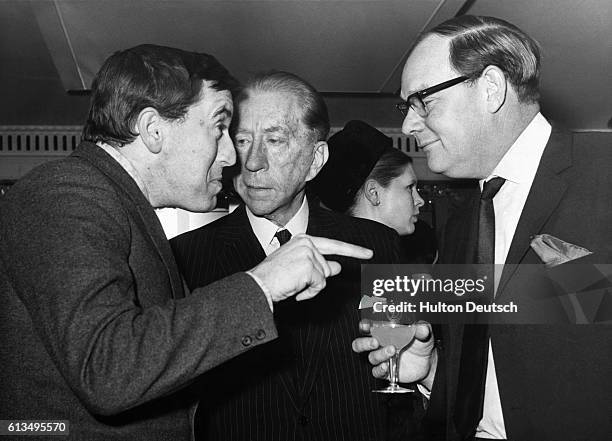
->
<box><xmin>401</xmin><ymin>108</ymin><xmax>426</xmax><ymax>136</ymax></box>
<box><xmin>244</xmin><ymin>138</ymin><xmax>267</xmax><ymax>172</ymax></box>
<box><xmin>218</xmin><ymin>134</ymin><xmax>236</xmax><ymax>167</ymax></box>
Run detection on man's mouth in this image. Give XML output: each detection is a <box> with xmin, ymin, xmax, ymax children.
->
<box><xmin>418</xmin><ymin>139</ymin><xmax>439</xmax><ymax>150</ymax></box>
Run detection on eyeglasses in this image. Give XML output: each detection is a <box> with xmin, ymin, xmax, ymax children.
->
<box><xmin>396</xmin><ymin>76</ymin><xmax>469</xmax><ymax>118</ymax></box>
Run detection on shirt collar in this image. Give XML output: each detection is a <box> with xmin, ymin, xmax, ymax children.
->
<box><xmin>481</xmin><ymin>112</ymin><xmax>551</xmax><ymax>187</ymax></box>
<box><xmin>246</xmin><ymin>195</ymin><xmax>309</xmax><ymax>249</ymax></box>
<box><xmin>97</xmin><ymin>142</ymin><xmax>151</xmax><ymax>202</ymax></box>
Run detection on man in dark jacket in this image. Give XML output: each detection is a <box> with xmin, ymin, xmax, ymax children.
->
<box><xmin>172</xmin><ymin>71</ymin><xmax>407</xmax><ymax>441</ymax></box>
<box><xmin>353</xmin><ymin>15</ymin><xmax>612</xmax><ymax>441</ymax></box>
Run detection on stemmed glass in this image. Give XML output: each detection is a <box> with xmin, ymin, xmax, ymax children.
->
<box><xmin>370</xmin><ymin>309</ymin><xmax>416</xmax><ymax>393</ymax></box>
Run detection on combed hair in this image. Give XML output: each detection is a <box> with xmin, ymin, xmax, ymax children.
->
<box><xmin>348</xmin><ymin>148</ymin><xmax>413</xmax><ymax>214</ymax></box>
<box><xmin>421</xmin><ymin>15</ymin><xmax>542</xmax><ymax>103</ymax></box>
<box><xmin>82</xmin><ymin>44</ymin><xmax>240</xmax><ymax>146</ymax></box>
<box><xmin>236</xmin><ymin>71</ymin><xmax>330</xmax><ymax>141</ymax></box>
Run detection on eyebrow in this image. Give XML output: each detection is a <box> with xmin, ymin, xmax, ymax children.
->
<box><xmin>212</xmin><ymin>105</ymin><xmax>232</xmax><ymax>119</ymax></box>
<box><xmin>263</xmin><ymin>125</ymin><xmax>288</xmax><ymax>134</ymax></box>
<box><xmin>402</xmin><ymin>83</ymin><xmax>431</xmax><ymax>99</ymax></box>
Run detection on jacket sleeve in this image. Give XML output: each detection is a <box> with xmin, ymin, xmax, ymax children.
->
<box><xmin>0</xmin><ymin>168</ymin><xmax>277</xmax><ymax>416</ymax></box>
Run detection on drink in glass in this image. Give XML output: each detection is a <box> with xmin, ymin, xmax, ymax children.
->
<box><xmin>370</xmin><ymin>321</ymin><xmax>416</xmax><ymax>393</ymax></box>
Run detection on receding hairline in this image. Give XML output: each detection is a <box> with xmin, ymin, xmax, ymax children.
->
<box><xmin>402</xmin><ymin>34</ymin><xmax>457</xmax><ymax>96</ymax></box>
<box><xmin>239</xmin><ymin>88</ymin><xmax>312</xmax><ymax>135</ymax></box>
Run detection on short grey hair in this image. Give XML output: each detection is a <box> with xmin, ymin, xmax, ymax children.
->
<box><xmin>236</xmin><ymin>71</ymin><xmax>330</xmax><ymax>141</ymax></box>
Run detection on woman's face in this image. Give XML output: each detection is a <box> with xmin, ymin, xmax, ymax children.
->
<box><xmin>375</xmin><ymin>164</ymin><xmax>424</xmax><ymax>235</ymax></box>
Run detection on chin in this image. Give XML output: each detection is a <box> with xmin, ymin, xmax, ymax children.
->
<box><xmin>399</xmin><ymin>223</ymin><xmax>415</xmax><ymax>236</ymax></box>
<box><xmin>425</xmin><ymin>158</ymin><xmax>448</xmax><ymax>175</ymax></box>
<box><xmin>244</xmin><ymin>199</ymin><xmax>276</xmax><ymax>217</ymax></box>
<box><xmin>187</xmin><ymin>195</ymin><xmax>216</xmax><ymax>213</ymax></box>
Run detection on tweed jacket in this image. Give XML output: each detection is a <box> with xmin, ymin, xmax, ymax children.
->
<box><xmin>0</xmin><ymin>142</ymin><xmax>277</xmax><ymax>440</ymax></box>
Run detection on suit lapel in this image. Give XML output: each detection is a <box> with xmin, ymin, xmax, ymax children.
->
<box><xmin>71</xmin><ymin>142</ymin><xmax>185</xmax><ymax>299</ymax></box>
<box><xmin>497</xmin><ymin>131</ymin><xmax>572</xmax><ymax>297</ymax></box>
<box><xmin>218</xmin><ymin>205</ymin><xmax>266</xmax><ymax>267</ymax></box>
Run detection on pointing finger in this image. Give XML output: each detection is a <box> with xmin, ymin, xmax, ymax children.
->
<box><xmin>307</xmin><ymin>236</ymin><xmax>373</xmax><ymax>260</ymax></box>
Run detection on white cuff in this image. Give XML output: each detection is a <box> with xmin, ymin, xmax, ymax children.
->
<box><xmin>417</xmin><ymin>383</ymin><xmax>431</xmax><ymax>400</ymax></box>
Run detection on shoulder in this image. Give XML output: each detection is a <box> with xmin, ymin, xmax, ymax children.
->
<box><xmin>569</xmin><ymin>133</ymin><xmax>612</xmax><ymax>174</ymax></box>
<box><xmin>13</xmin><ymin>155</ymin><xmax>112</xmax><ymax>192</ymax></box>
<box><xmin>0</xmin><ymin>156</ymin><xmax>133</xmax><ymax>259</ymax></box>
<box><xmin>3</xmin><ymin>156</ymin><xmax>124</xmax><ymax>220</ymax></box>
<box><xmin>545</xmin><ymin>129</ymin><xmax>612</xmax><ymax>174</ymax></box>
<box><xmin>317</xmin><ymin>206</ymin><xmax>399</xmax><ymax>242</ymax></box>
<box><xmin>310</xmin><ymin>206</ymin><xmax>401</xmax><ymax>264</ymax></box>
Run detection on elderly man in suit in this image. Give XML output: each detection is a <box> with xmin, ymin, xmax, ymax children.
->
<box><xmin>354</xmin><ymin>15</ymin><xmax>612</xmax><ymax>441</ymax></box>
<box><xmin>171</xmin><ymin>71</ymin><xmax>409</xmax><ymax>441</ymax></box>
<box><xmin>0</xmin><ymin>45</ymin><xmax>372</xmax><ymax>440</ymax></box>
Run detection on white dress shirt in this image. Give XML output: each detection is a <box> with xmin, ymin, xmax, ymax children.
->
<box><xmin>243</xmin><ymin>196</ymin><xmax>309</xmax><ymax>310</ymax></box>
<box><xmin>245</xmin><ymin>195</ymin><xmax>309</xmax><ymax>256</ymax></box>
<box><xmin>476</xmin><ymin>112</ymin><xmax>552</xmax><ymax>439</ymax></box>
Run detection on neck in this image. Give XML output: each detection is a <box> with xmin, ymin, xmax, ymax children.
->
<box><xmin>479</xmin><ymin>102</ymin><xmax>540</xmax><ymax>178</ymax></box>
<box><xmin>263</xmin><ymin>192</ymin><xmax>306</xmax><ymax>227</ymax></box>
<box><xmin>351</xmin><ymin>196</ymin><xmax>379</xmax><ymax>224</ymax></box>
<box><xmin>118</xmin><ymin>140</ymin><xmax>167</xmax><ymax>208</ymax></box>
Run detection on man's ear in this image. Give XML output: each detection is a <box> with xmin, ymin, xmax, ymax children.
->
<box><xmin>481</xmin><ymin>65</ymin><xmax>507</xmax><ymax>113</ymax></box>
<box><xmin>363</xmin><ymin>179</ymin><xmax>380</xmax><ymax>207</ymax></box>
<box><xmin>134</xmin><ymin>107</ymin><xmax>163</xmax><ymax>154</ymax></box>
<box><xmin>305</xmin><ymin>140</ymin><xmax>329</xmax><ymax>182</ymax></box>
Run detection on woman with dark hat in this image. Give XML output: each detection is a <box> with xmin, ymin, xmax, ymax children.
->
<box><xmin>311</xmin><ymin>119</ymin><xmax>425</xmax><ymax>237</ymax></box>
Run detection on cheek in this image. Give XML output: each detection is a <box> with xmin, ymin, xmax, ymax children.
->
<box><xmin>275</xmin><ymin>169</ymin><xmax>303</xmax><ymax>193</ymax></box>
<box><xmin>402</xmin><ymin>196</ymin><xmax>415</xmax><ymax>214</ymax></box>
<box><xmin>393</xmin><ymin>194</ymin><xmax>415</xmax><ymax>218</ymax></box>
<box><xmin>428</xmin><ymin>106</ymin><xmax>465</xmax><ymax>143</ymax></box>
<box><xmin>279</xmin><ymin>153</ymin><xmax>312</xmax><ymax>182</ymax></box>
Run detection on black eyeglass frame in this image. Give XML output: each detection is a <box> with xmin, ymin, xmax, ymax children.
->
<box><xmin>396</xmin><ymin>76</ymin><xmax>469</xmax><ymax>117</ymax></box>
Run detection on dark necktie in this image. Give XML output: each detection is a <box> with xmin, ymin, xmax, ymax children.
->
<box><xmin>274</xmin><ymin>229</ymin><xmax>292</xmax><ymax>246</ymax></box>
<box><xmin>477</xmin><ymin>177</ymin><xmax>506</xmax><ymax>265</ymax></box>
<box><xmin>454</xmin><ymin>177</ymin><xmax>505</xmax><ymax>437</ymax></box>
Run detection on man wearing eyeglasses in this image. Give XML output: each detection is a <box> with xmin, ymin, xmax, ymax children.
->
<box><xmin>354</xmin><ymin>15</ymin><xmax>612</xmax><ymax>441</ymax></box>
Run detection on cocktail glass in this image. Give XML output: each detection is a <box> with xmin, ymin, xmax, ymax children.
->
<box><xmin>370</xmin><ymin>320</ymin><xmax>416</xmax><ymax>393</ymax></box>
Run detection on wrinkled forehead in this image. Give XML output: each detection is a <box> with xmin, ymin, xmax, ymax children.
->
<box><xmin>400</xmin><ymin>35</ymin><xmax>456</xmax><ymax>97</ymax></box>
<box><xmin>237</xmin><ymin>90</ymin><xmax>305</xmax><ymax>134</ymax></box>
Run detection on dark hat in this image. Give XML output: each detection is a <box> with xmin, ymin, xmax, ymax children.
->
<box><xmin>310</xmin><ymin>120</ymin><xmax>394</xmax><ymax>212</ymax></box>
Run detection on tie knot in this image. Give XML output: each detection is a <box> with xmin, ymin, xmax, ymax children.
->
<box><xmin>274</xmin><ymin>229</ymin><xmax>292</xmax><ymax>246</ymax></box>
<box><xmin>481</xmin><ymin>177</ymin><xmax>505</xmax><ymax>200</ymax></box>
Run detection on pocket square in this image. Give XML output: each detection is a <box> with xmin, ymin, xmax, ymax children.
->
<box><xmin>359</xmin><ymin>295</ymin><xmax>387</xmax><ymax>309</ymax></box>
<box><xmin>530</xmin><ymin>234</ymin><xmax>592</xmax><ymax>268</ymax></box>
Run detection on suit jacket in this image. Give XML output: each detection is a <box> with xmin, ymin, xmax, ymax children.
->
<box><xmin>171</xmin><ymin>202</ymin><xmax>413</xmax><ymax>441</ymax></box>
<box><xmin>0</xmin><ymin>141</ymin><xmax>277</xmax><ymax>440</ymax></box>
<box><xmin>426</xmin><ymin>131</ymin><xmax>612</xmax><ymax>440</ymax></box>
